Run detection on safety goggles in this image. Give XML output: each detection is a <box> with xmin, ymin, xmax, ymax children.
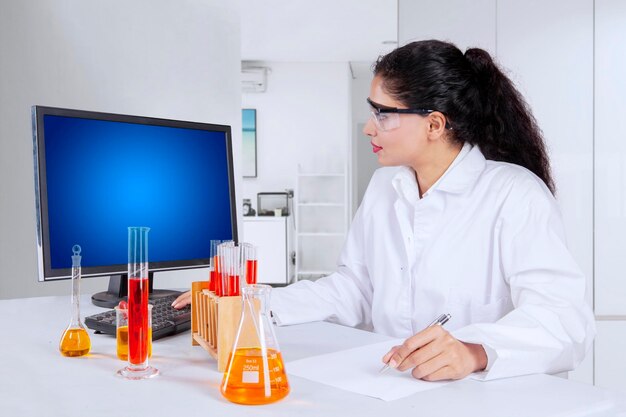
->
<box><xmin>367</xmin><ymin>98</ymin><xmax>450</xmax><ymax>131</ymax></box>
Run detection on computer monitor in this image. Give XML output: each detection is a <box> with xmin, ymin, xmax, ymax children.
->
<box><xmin>32</xmin><ymin>106</ymin><xmax>238</xmax><ymax>308</ymax></box>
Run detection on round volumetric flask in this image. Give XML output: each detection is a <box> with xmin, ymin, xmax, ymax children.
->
<box><xmin>59</xmin><ymin>245</ymin><xmax>91</xmax><ymax>357</ymax></box>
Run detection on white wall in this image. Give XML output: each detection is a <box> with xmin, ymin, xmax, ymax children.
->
<box><xmin>350</xmin><ymin>62</ymin><xmax>379</xmax><ymax>215</ymax></box>
<box><xmin>0</xmin><ymin>0</ymin><xmax>242</xmax><ymax>299</ymax></box>
<box><xmin>594</xmin><ymin>0</ymin><xmax>626</xmax><ymax>392</ymax></box>
<box><xmin>399</xmin><ymin>0</ymin><xmax>496</xmax><ymax>53</ymax></box>
<box><xmin>241</xmin><ymin>62</ymin><xmax>351</xmax><ymax>213</ymax></box>
<box><xmin>594</xmin><ymin>0</ymin><xmax>626</xmax><ymax>317</ymax></box>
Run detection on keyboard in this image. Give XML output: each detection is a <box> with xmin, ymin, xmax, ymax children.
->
<box><xmin>85</xmin><ymin>294</ymin><xmax>191</xmax><ymax>340</ymax></box>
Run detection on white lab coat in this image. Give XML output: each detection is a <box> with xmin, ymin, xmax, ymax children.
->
<box><xmin>271</xmin><ymin>143</ymin><xmax>595</xmax><ymax>380</ymax></box>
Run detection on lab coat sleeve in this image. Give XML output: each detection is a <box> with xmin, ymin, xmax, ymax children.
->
<box><xmin>270</xmin><ymin>203</ymin><xmax>373</xmax><ymax>329</ymax></box>
<box><xmin>452</xmin><ymin>176</ymin><xmax>596</xmax><ymax>381</ymax></box>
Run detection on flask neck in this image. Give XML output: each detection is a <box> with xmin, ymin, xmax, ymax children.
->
<box><xmin>242</xmin><ymin>286</ymin><xmax>270</xmax><ymax>316</ymax></box>
<box><xmin>69</xmin><ymin>265</ymin><xmax>84</xmax><ymax>327</ymax></box>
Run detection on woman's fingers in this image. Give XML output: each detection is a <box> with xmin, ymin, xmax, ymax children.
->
<box><xmin>382</xmin><ymin>345</ymin><xmax>401</xmax><ymax>364</ymax></box>
<box><xmin>171</xmin><ymin>290</ymin><xmax>192</xmax><ymax>309</ymax></box>
<box><xmin>388</xmin><ymin>325</ymin><xmax>446</xmax><ymax>370</ymax></box>
<box><xmin>410</xmin><ymin>353</ymin><xmax>449</xmax><ymax>379</ymax></box>
<box><xmin>396</xmin><ymin>338</ymin><xmax>442</xmax><ymax>372</ymax></box>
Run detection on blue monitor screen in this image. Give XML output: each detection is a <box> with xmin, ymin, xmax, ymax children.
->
<box><xmin>35</xmin><ymin>108</ymin><xmax>236</xmax><ymax>277</ymax></box>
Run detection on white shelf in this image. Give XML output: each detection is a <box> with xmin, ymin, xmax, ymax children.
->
<box><xmin>295</xmin><ymin>167</ymin><xmax>349</xmax><ymax>282</ymax></box>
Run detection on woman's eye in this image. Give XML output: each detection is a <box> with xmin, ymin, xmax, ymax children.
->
<box><xmin>377</xmin><ymin>114</ymin><xmax>389</xmax><ymax>121</ymax></box>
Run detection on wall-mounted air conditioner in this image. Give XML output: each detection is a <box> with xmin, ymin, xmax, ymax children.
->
<box><xmin>241</xmin><ymin>66</ymin><xmax>268</xmax><ymax>93</ymax></box>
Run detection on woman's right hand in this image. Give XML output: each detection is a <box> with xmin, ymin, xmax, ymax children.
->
<box><xmin>171</xmin><ymin>290</ymin><xmax>192</xmax><ymax>309</ymax></box>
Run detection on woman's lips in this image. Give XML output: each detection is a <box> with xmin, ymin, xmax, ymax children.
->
<box><xmin>371</xmin><ymin>142</ymin><xmax>383</xmax><ymax>153</ymax></box>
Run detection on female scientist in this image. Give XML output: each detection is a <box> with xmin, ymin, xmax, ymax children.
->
<box><xmin>175</xmin><ymin>40</ymin><xmax>595</xmax><ymax>382</ymax></box>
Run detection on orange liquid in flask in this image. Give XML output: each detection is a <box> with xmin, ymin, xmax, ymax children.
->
<box><xmin>59</xmin><ymin>328</ymin><xmax>91</xmax><ymax>357</ymax></box>
<box><xmin>221</xmin><ymin>348</ymin><xmax>290</xmax><ymax>405</ymax></box>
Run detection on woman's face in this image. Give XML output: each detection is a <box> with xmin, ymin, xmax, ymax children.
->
<box><xmin>363</xmin><ymin>75</ymin><xmax>432</xmax><ymax>168</ymax></box>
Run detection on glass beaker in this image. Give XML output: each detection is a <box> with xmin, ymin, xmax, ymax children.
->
<box><xmin>59</xmin><ymin>245</ymin><xmax>91</xmax><ymax>357</ymax></box>
<box><xmin>117</xmin><ymin>227</ymin><xmax>159</xmax><ymax>379</ymax></box>
<box><xmin>116</xmin><ymin>304</ymin><xmax>152</xmax><ymax>361</ymax></box>
<box><xmin>220</xmin><ymin>284</ymin><xmax>290</xmax><ymax>405</ymax></box>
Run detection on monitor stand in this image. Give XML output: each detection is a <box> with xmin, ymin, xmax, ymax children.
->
<box><xmin>91</xmin><ymin>271</ymin><xmax>182</xmax><ymax>308</ymax></box>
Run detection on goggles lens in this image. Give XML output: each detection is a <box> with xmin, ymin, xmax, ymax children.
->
<box><xmin>369</xmin><ymin>108</ymin><xmax>400</xmax><ymax>131</ymax></box>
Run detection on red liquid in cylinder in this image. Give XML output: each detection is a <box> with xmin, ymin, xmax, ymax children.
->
<box><xmin>246</xmin><ymin>260</ymin><xmax>257</xmax><ymax>285</ymax></box>
<box><xmin>128</xmin><ymin>277</ymin><xmax>149</xmax><ymax>364</ymax></box>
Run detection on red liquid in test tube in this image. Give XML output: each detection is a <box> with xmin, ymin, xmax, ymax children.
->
<box><xmin>246</xmin><ymin>259</ymin><xmax>258</xmax><ymax>285</ymax></box>
<box><xmin>228</xmin><ymin>275</ymin><xmax>240</xmax><ymax>296</ymax></box>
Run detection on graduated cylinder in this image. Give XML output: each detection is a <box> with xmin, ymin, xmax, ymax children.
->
<box><xmin>117</xmin><ymin>226</ymin><xmax>159</xmax><ymax>380</ymax></box>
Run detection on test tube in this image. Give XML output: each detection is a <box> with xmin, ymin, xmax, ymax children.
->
<box><xmin>217</xmin><ymin>241</ymin><xmax>235</xmax><ymax>297</ymax></box>
<box><xmin>229</xmin><ymin>246</ymin><xmax>240</xmax><ymax>296</ymax></box>
<box><xmin>241</xmin><ymin>243</ymin><xmax>258</xmax><ymax>285</ymax></box>
<box><xmin>209</xmin><ymin>240</ymin><xmax>221</xmax><ymax>293</ymax></box>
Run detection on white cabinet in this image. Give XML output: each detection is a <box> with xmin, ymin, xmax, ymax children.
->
<box><xmin>242</xmin><ymin>217</ymin><xmax>294</xmax><ymax>285</ymax></box>
<box><xmin>296</xmin><ymin>170</ymin><xmax>349</xmax><ymax>281</ymax></box>
<box><xmin>594</xmin><ymin>0</ymin><xmax>626</xmax><ymax>316</ymax></box>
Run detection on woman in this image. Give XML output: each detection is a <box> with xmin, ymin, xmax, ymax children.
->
<box><xmin>175</xmin><ymin>40</ymin><xmax>595</xmax><ymax>381</ymax></box>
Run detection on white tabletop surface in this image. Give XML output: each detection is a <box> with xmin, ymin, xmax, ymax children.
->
<box><xmin>1</xmin><ymin>294</ymin><xmax>624</xmax><ymax>417</ymax></box>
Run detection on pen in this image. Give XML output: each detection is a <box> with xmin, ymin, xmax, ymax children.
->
<box><xmin>379</xmin><ymin>313</ymin><xmax>451</xmax><ymax>374</ymax></box>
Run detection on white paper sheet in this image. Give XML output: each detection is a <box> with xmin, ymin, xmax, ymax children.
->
<box><xmin>285</xmin><ymin>339</ymin><xmax>453</xmax><ymax>401</ymax></box>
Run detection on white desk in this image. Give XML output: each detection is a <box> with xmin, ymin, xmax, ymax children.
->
<box><xmin>1</xmin><ymin>295</ymin><xmax>624</xmax><ymax>417</ymax></box>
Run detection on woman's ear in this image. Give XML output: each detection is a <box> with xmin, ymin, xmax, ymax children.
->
<box><xmin>426</xmin><ymin>111</ymin><xmax>448</xmax><ymax>141</ymax></box>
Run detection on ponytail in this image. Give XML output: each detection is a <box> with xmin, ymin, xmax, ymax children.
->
<box><xmin>374</xmin><ymin>40</ymin><xmax>555</xmax><ymax>194</ymax></box>
<box><xmin>463</xmin><ymin>48</ymin><xmax>555</xmax><ymax>194</ymax></box>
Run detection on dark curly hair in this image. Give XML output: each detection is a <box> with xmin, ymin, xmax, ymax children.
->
<box><xmin>374</xmin><ymin>39</ymin><xmax>555</xmax><ymax>194</ymax></box>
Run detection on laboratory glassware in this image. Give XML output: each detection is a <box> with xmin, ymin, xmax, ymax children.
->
<box><xmin>59</xmin><ymin>245</ymin><xmax>91</xmax><ymax>357</ymax></box>
<box><xmin>116</xmin><ymin>303</ymin><xmax>153</xmax><ymax>361</ymax></box>
<box><xmin>220</xmin><ymin>284</ymin><xmax>290</xmax><ymax>405</ymax></box>
<box><xmin>117</xmin><ymin>227</ymin><xmax>159</xmax><ymax>379</ymax></box>
<box><xmin>209</xmin><ymin>240</ymin><xmax>222</xmax><ymax>293</ymax></box>
<box><xmin>241</xmin><ymin>243</ymin><xmax>258</xmax><ymax>285</ymax></box>
<box><xmin>217</xmin><ymin>241</ymin><xmax>236</xmax><ymax>296</ymax></box>
<box><xmin>225</xmin><ymin>244</ymin><xmax>241</xmax><ymax>296</ymax></box>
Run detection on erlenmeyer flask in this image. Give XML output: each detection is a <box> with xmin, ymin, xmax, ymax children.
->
<box><xmin>220</xmin><ymin>284</ymin><xmax>290</xmax><ymax>405</ymax></box>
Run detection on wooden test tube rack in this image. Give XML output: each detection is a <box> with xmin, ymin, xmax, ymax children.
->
<box><xmin>190</xmin><ymin>281</ymin><xmax>244</xmax><ymax>372</ymax></box>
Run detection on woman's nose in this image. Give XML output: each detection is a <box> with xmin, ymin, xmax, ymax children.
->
<box><xmin>363</xmin><ymin>117</ymin><xmax>376</xmax><ymax>137</ymax></box>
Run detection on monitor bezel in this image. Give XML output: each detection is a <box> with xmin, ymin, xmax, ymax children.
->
<box><xmin>32</xmin><ymin>105</ymin><xmax>238</xmax><ymax>281</ymax></box>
